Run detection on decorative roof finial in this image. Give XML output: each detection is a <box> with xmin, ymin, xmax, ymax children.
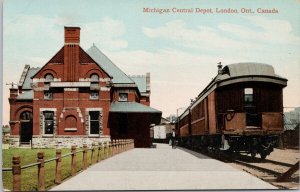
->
<box><xmin>217</xmin><ymin>62</ymin><xmax>223</xmax><ymax>74</ymax></box>
<box><xmin>6</xmin><ymin>82</ymin><xmax>17</xmax><ymax>88</ymax></box>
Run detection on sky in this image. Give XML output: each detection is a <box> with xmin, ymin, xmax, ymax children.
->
<box><xmin>2</xmin><ymin>0</ymin><xmax>300</xmax><ymax>125</ymax></box>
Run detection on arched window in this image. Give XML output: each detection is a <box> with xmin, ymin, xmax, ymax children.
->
<box><xmin>90</xmin><ymin>74</ymin><xmax>99</xmax><ymax>81</ymax></box>
<box><xmin>20</xmin><ymin>111</ymin><xmax>33</xmax><ymax>122</ymax></box>
<box><xmin>44</xmin><ymin>73</ymin><xmax>54</xmax><ymax>81</ymax></box>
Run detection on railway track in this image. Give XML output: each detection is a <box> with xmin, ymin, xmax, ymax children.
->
<box><xmin>219</xmin><ymin>153</ymin><xmax>299</xmax><ymax>189</ymax></box>
<box><xmin>231</xmin><ymin>158</ymin><xmax>289</xmax><ymax>176</ymax></box>
<box><xmin>187</xmin><ymin>147</ymin><xmax>299</xmax><ymax>189</ymax></box>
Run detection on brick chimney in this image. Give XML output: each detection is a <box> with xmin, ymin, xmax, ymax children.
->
<box><xmin>64</xmin><ymin>27</ymin><xmax>81</xmax><ymax>81</ymax></box>
<box><xmin>9</xmin><ymin>87</ymin><xmax>18</xmax><ymax>104</ymax></box>
<box><xmin>64</xmin><ymin>27</ymin><xmax>80</xmax><ymax>44</ymax></box>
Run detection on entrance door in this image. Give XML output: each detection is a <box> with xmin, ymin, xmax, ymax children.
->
<box><xmin>20</xmin><ymin>111</ymin><xmax>33</xmax><ymax>143</ymax></box>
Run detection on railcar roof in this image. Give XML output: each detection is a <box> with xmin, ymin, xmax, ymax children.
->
<box><xmin>223</xmin><ymin>62</ymin><xmax>280</xmax><ymax>78</ymax></box>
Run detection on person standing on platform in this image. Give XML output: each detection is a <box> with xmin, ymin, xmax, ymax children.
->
<box><xmin>171</xmin><ymin>129</ymin><xmax>176</xmax><ymax>149</ymax></box>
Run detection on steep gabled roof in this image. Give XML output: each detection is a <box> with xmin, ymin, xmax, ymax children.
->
<box><xmin>32</xmin><ymin>45</ymin><xmax>111</xmax><ymax>79</ymax></box>
<box><xmin>130</xmin><ymin>76</ymin><xmax>147</xmax><ymax>93</ymax></box>
<box><xmin>86</xmin><ymin>44</ymin><xmax>134</xmax><ymax>84</ymax></box>
<box><xmin>18</xmin><ymin>66</ymin><xmax>40</xmax><ymax>90</ymax></box>
<box><xmin>47</xmin><ymin>47</ymin><xmax>64</xmax><ymax>63</ymax></box>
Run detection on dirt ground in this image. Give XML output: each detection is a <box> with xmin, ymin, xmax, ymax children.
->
<box><xmin>228</xmin><ymin>148</ymin><xmax>299</xmax><ymax>189</ymax></box>
<box><xmin>267</xmin><ymin>148</ymin><xmax>299</xmax><ymax>165</ymax></box>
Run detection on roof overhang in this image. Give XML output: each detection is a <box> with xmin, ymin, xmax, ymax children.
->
<box><xmin>110</xmin><ymin>102</ymin><xmax>161</xmax><ymax>114</ymax></box>
<box><xmin>112</xmin><ymin>83</ymin><xmax>137</xmax><ymax>88</ymax></box>
<box><xmin>217</xmin><ymin>75</ymin><xmax>287</xmax><ymax>88</ymax></box>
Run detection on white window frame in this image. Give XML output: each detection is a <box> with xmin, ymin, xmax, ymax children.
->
<box><xmin>40</xmin><ymin>108</ymin><xmax>56</xmax><ymax>136</ymax></box>
<box><xmin>86</xmin><ymin>108</ymin><xmax>102</xmax><ymax>137</ymax></box>
<box><xmin>244</xmin><ymin>88</ymin><xmax>254</xmax><ymax>103</ymax></box>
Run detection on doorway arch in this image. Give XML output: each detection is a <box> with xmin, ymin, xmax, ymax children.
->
<box><xmin>20</xmin><ymin>111</ymin><xmax>33</xmax><ymax>143</ymax></box>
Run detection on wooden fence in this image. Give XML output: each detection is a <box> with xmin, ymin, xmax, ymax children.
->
<box><xmin>2</xmin><ymin>139</ymin><xmax>134</xmax><ymax>191</ymax></box>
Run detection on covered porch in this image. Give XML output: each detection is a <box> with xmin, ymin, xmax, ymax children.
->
<box><xmin>109</xmin><ymin>102</ymin><xmax>161</xmax><ymax>147</ymax></box>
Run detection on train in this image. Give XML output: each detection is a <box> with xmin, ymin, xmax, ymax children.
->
<box><xmin>176</xmin><ymin>62</ymin><xmax>287</xmax><ymax>159</ymax></box>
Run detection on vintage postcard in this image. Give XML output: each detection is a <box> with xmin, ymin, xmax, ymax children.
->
<box><xmin>1</xmin><ymin>0</ymin><xmax>299</xmax><ymax>191</ymax></box>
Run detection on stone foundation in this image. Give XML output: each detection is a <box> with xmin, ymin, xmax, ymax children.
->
<box><xmin>9</xmin><ymin>136</ymin><xmax>20</xmax><ymax>148</ymax></box>
<box><xmin>9</xmin><ymin>136</ymin><xmax>111</xmax><ymax>148</ymax></box>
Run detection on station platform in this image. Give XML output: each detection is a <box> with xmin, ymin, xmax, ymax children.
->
<box><xmin>51</xmin><ymin>143</ymin><xmax>276</xmax><ymax>190</ymax></box>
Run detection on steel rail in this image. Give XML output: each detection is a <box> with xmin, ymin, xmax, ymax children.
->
<box><xmin>232</xmin><ymin>159</ymin><xmax>283</xmax><ymax>176</ymax></box>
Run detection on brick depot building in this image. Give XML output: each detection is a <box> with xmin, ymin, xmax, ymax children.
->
<box><xmin>9</xmin><ymin>27</ymin><xmax>161</xmax><ymax>148</ymax></box>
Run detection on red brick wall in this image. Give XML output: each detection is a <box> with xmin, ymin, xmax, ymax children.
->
<box><xmin>9</xmin><ymin>27</ymin><xmax>152</xmax><ymax>142</ymax></box>
<box><xmin>9</xmin><ymin>100</ymin><xmax>33</xmax><ymax>136</ymax></box>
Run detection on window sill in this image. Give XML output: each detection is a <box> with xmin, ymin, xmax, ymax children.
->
<box><xmin>64</xmin><ymin>128</ymin><xmax>77</xmax><ymax>132</ymax></box>
<box><xmin>88</xmin><ymin>135</ymin><xmax>100</xmax><ymax>138</ymax></box>
<box><xmin>43</xmin><ymin>134</ymin><xmax>54</xmax><ymax>137</ymax></box>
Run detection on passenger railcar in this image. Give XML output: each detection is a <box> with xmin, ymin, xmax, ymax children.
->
<box><xmin>177</xmin><ymin>62</ymin><xmax>287</xmax><ymax>159</ymax></box>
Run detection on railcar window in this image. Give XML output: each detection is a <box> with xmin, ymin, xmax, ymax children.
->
<box><xmin>244</xmin><ymin>88</ymin><xmax>253</xmax><ymax>104</ymax></box>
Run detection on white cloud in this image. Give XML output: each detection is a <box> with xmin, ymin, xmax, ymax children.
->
<box><xmin>4</xmin><ymin>15</ymin><xmax>128</xmax><ymax>52</ymax></box>
<box><xmin>4</xmin><ymin>14</ymin><xmax>66</xmax><ymax>43</ymax></box>
<box><xmin>81</xmin><ymin>17</ymin><xmax>128</xmax><ymax>50</ymax></box>
<box><xmin>142</xmin><ymin>20</ymin><xmax>261</xmax><ymax>51</ymax></box>
<box><xmin>219</xmin><ymin>16</ymin><xmax>300</xmax><ymax>45</ymax></box>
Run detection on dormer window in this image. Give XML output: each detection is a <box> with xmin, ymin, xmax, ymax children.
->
<box><xmin>45</xmin><ymin>73</ymin><xmax>54</xmax><ymax>82</ymax></box>
<box><xmin>90</xmin><ymin>74</ymin><xmax>99</xmax><ymax>82</ymax></box>
<box><xmin>119</xmin><ymin>93</ymin><xmax>128</xmax><ymax>102</ymax></box>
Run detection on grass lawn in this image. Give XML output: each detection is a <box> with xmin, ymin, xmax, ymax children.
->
<box><xmin>2</xmin><ymin>147</ymin><xmax>107</xmax><ymax>191</ymax></box>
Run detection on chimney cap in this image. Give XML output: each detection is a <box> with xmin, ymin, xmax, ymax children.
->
<box><xmin>64</xmin><ymin>26</ymin><xmax>81</xmax><ymax>29</ymax></box>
